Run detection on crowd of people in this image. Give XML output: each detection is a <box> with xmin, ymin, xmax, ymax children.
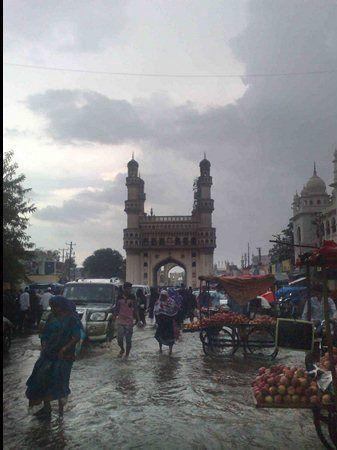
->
<box><xmin>3</xmin><ymin>286</ymin><xmax>54</xmax><ymax>332</ymax></box>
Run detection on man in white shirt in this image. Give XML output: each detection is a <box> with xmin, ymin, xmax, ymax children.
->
<box><xmin>302</xmin><ymin>285</ymin><xmax>337</xmax><ymax>336</ymax></box>
<box><xmin>37</xmin><ymin>287</ymin><xmax>53</xmax><ymax>325</ymax></box>
<box><xmin>19</xmin><ymin>287</ymin><xmax>30</xmax><ymax>332</ymax></box>
<box><xmin>40</xmin><ymin>287</ymin><xmax>53</xmax><ymax>311</ymax></box>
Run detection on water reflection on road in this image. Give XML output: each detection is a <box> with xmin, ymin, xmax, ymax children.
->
<box><xmin>3</xmin><ymin>327</ymin><xmax>323</xmax><ymax>449</ymax></box>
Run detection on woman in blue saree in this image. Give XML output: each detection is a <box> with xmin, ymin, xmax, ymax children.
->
<box><xmin>26</xmin><ymin>296</ymin><xmax>82</xmax><ymax>416</ymax></box>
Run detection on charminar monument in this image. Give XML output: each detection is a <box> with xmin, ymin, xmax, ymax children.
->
<box><xmin>123</xmin><ymin>156</ymin><xmax>216</xmax><ymax>288</ymax></box>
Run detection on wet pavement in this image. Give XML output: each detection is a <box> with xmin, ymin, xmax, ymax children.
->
<box><xmin>3</xmin><ymin>326</ymin><xmax>323</xmax><ymax>450</ymax></box>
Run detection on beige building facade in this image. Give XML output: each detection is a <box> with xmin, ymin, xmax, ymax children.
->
<box><xmin>292</xmin><ymin>149</ymin><xmax>337</xmax><ymax>261</ymax></box>
<box><xmin>123</xmin><ymin>157</ymin><xmax>216</xmax><ymax>287</ymax></box>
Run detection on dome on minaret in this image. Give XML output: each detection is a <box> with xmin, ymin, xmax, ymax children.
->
<box><xmin>302</xmin><ymin>163</ymin><xmax>326</xmax><ymax>195</ymax></box>
<box><xmin>199</xmin><ymin>154</ymin><xmax>211</xmax><ymax>169</ymax></box>
<box><xmin>127</xmin><ymin>157</ymin><xmax>139</xmax><ymax>169</ymax></box>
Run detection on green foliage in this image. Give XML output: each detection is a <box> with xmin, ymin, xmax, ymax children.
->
<box><xmin>269</xmin><ymin>222</ymin><xmax>294</xmax><ymax>265</ymax></box>
<box><xmin>3</xmin><ymin>151</ymin><xmax>36</xmax><ymax>284</ymax></box>
<box><xmin>83</xmin><ymin>248</ymin><xmax>124</xmax><ymax>278</ymax></box>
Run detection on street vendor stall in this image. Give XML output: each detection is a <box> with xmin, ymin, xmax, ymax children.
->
<box><xmin>184</xmin><ymin>274</ymin><xmax>279</xmax><ymax>359</ymax></box>
<box><xmin>251</xmin><ymin>241</ymin><xmax>337</xmax><ymax>449</ymax></box>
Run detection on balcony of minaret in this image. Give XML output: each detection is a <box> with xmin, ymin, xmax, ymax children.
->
<box><xmin>197</xmin><ymin>199</ymin><xmax>214</xmax><ymax>212</ymax></box>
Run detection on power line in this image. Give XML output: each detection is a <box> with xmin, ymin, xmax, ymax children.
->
<box><xmin>4</xmin><ymin>62</ymin><xmax>337</xmax><ymax>79</ymax></box>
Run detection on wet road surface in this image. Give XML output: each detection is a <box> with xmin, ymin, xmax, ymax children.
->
<box><xmin>3</xmin><ymin>326</ymin><xmax>323</xmax><ymax>450</ymax></box>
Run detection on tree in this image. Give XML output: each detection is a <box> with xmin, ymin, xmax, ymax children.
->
<box><xmin>3</xmin><ymin>151</ymin><xmax>36</xmax><ymax>285</ymax></box>
<box><xmin>83</xmin><ymin>248</ymin><xmax>124</xmax><ymax>278</ymax></box>
<box><xmin>269</xmin><ymin>222</ymin><xmax>294</xmax><ymax>265</ymax></box>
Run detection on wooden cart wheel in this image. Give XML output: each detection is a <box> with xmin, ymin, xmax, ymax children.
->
<box><xmin>199</xmin><ymin>330</ymin><xmax>215</xmax><ymax>356</ymax></box>
<box><xmin>246</xmin><ymin>326</ymin><xmax>277</xmax><ymax>359</ymax></box>
<box><xmin>199</xmin><ymin>328</ymin><xmax>236</xmax><ymax>357</ymax></box>
<box><xmin>313</xmin><ymin>407</ymin><xmax>337</xmax><ymax>450</ymax></box>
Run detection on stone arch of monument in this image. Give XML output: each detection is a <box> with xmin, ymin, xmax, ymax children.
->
<box><xmin>152</xmin><ymin>257</ymin><xmax>187</xmax><ymax>287</ymax></box>
<box><xmin>123</xmin><ymin>156</ymin><xmax>216</xmax><ymax>288</ymax></box>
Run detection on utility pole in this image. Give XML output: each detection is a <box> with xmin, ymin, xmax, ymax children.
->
<box><xmin>65</xmin><ymin>242</ymin><xmax>76</xmax><ymax>281</ymax></box>
<box><xmin>256</xmin><ymin>247</ymin><xmax>262</xmax><ymax>265</ymax></box>
<box><xmin>58</xmin><ymin>248</ymin><xmax>67</xmax><ymax>263</ymax></box>
<box><xmin>247</xmin><ymin>243</ymin><xmax>250</xmax><ymax>267</ymax></box>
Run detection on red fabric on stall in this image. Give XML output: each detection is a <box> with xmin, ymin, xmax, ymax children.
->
<box><xmin>260</xmin><ymin>290</ymin><xmax>276</xmax><ymax>304</ymax></box>
<box><xmin>296</xmin><ymin>240</ymin><xmax>337</xmax><ymax>268</ymax></box>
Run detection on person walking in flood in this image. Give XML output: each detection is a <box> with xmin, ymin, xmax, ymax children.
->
<box><xmin>135</xmin><ymin>288</ymin><xmax>147</xmax><ymax>327</ymax></box>
<box><xmin>25</xmin><ymin>296</ymin><xmax>82</xmax><ymax>417</ymax></box>
<box><xmin>113</xmin><ymin>282</ymin><xmax>137</xmax><ymax>359</ymax></box>
<box><xmin>148</xmin><ymin>287</ymin><xmax>159</xmax><ymax>325</ymax></box>
<box><xmin>18</xmin><ymin>287</ymin><xmax>30</xmax><ymax>333</ymax></box>
<box><xmin>154</xmin><ymin>290</ymin><xmax>179</xmax><ymax>356</ymax></box>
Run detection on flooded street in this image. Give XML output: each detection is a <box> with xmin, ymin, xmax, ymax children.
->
<box><xmin>4</xmin><ymin>327</ymin><xmax>323</xmax><ymax>450</ymax></box>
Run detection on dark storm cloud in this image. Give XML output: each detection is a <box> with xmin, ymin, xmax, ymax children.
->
<box><xmin>27</xmin><ymin>90</ymin><xmax>148</xmax><ymax>144</ymax></box>
<box><xmin>35</xmin><ymin>173</ymin><xmax>127</xmax><ymax>223</ymax></box>
<box><xmin>26</xmin><ymin>89</ymin><xmax>253</xmax><ymax>152</ymax></box>
<box><xmin>4</xmin><ymin>0</ymin><xmax>126</xmax><ymax>53</ymax></box>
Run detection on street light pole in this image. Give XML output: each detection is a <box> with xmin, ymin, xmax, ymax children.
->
<box><xmin>65</xmin><ymin>242</ymin><xmax>76</xmax><ymax>281</ymax></box>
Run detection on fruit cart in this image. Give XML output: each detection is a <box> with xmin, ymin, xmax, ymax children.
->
<box><xmin>250</xmin><ymin>241</ymin><xmax>337</xmax><ymax>449</ymax></box>
<box><xmin>198</xmin><ymin>316</ymin><xmax>278</xmax><ymax>358</ymax></box>
<box><xmin>187</xmin><ymin>274</ymin><xmax>279</xmax><ymax>359</ymax></box>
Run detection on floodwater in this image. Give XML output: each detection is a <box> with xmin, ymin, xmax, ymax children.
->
<box><xmin>3</xmin><ymin>326</ymin><xmax>323</xmax><ymax>450</ymax></box>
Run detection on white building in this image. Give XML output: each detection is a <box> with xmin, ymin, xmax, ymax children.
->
<box><xmin>292</xmin><ymin>150</ymin><xmax>337</xmax><ymax>260</ymax></box>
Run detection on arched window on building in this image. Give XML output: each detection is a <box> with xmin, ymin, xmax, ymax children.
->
<box><xmin>326</xmin><ymin>220</ymin><xmax>331</xmax><ymax>236</ymax></box>
<box><xmin>332</xmin><ymin>217</ymin><xmax>336</xmax><ymax>234</ymax></box>
<box><xmin>175</xmin><ymin>237</ymin><xmax>181</xmax><ymax>245</ymax></box>
<box><xmin>151</xmin><ymin>238</ymin><xmax>157</xmax><ymax>245</ymax></box>
<box><xmin>159</xmin><ymin>238</ymin><xmax>165</xmax><ymax>246</ymax></box>
<box><xmin>297</xmin><ymin>226</ymin><xmax>301</xmax><ymax>244</ymax></box>
<box><xmin>191</xmin><ymin>237</ymin><xmax>196</xmax><ymax>245</ymax></box>
<box><xmin>183</xmin><ymin>237</ymin><xmax>189</xmax><ymax>245</ymax></box>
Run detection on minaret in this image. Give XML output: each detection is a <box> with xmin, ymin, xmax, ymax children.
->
<box><xmin>124</xmin><ymin>157</ymin><xmax>145</xmax><ymax>228</ymax></box>
<box><xmin>193</xmin><ymin>155</ymin><xmax>214</xmax><ymax>226</ymax></box>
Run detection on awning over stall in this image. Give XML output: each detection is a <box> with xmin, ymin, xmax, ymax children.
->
<box><xmin>199</xmin><ymin>274</ymin><xmax>275</xmax><ymax>306</ymax></box>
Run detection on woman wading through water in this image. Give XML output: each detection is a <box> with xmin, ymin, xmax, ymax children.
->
<box><xmin>26</xmin><ymin>296</ymin><xmax>82</xmax><ymax>417</ymax></box>
<box><xmin>154</xmin><ymin>290</ymin><xmax>179</xmax><ymax>355</ymax></box>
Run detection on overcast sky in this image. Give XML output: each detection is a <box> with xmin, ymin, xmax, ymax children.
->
<box><xmin>4</xmin><ymin>0</ymin><xmax>337</xmax><ymax>267</ymax></box>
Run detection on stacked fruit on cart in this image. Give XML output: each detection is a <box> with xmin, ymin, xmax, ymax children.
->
<box><xmin>252</xmin><ymin>364</ymin><xmax>335</xmax><ymax>407</ymax></box>
<box><xmin>183</xmin><ymin>322</ymin><xmax>203</xmax><ymax>332</ymax></box>
<box><xmin>249</xmin><ymin>316</ymin><xmax>277</xmax><ymax>326</ymax></box>
<box><xmin>209</xmin><ymin>311</ymin><xmax>250</xmax><ymax>325</ymax></box>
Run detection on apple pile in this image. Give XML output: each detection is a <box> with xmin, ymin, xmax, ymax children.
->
<box><xmin>210</xmin><ymin>311</ymin><xmax>250</xmax><ymax>325</ymax></box>
<box><xmin>252</xmin><ymin>365</ymin><xmax>333</xmax><ymax>407</ymax></box>
<box><xmin>249</xmin><ymin>316</ymin><xmax>277</xmax><ymax>326</ymax></box>
<box><xmin>318</xmin><ymin>347</ymin><xmax>337</xmax><ymax>371</ymax></box>
<box><xmin>183</xmin><ymin>322</ymin><xmax>202</xmax><ymax>332</ymax></box>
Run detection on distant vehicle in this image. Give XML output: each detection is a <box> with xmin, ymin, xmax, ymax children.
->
<box><xmin>3</xmin><ymin>317</ymin><xmax>14</xmax><ymax>353</ymax></box>
<box><xmin>193</xmin><ymin>289</ymin><xmax>228</xmax><ymax>308</ymax></box>
<box><xmin>28</xmin><ymin>282</ymin><xmax>64</xmax><ymax>295</ymax></box>
<box><xmin>39</xmin><ymin>279</ymin><xmax>119</xmax><ymax>342</ymax></box>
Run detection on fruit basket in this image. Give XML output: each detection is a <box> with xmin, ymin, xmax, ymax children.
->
<box><xmin>251</xmin><ymin>362</ymin><xmax>337</xmax><ymax>449</ymax></box>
